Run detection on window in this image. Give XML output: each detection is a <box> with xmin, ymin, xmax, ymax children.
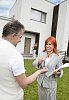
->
<box><xmin>31</xmin><ymin>8</ymin><xmax>47</xmax><ymax>23</ymax></box>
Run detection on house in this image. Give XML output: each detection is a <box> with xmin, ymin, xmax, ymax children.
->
<box><xmin>56</xmin><ymin>0</ymin><xmax>69</xmax><ymax>56</ymax></box>
<box><xmin>9</xmin><ymin>0</ymin><xmax>54</xmax><ymax>58</ymax></box>
<box><xmin>0</xmin><ymin>0</ymin><xmax>69</xmax><ymax>58</ymax></box>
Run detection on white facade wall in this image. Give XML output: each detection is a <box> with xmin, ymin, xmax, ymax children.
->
<box><xmin>0</xmin><ymin>0</ymin><xmax>69</xmax><ymax>55</ymax></box>
<box><xmin>10</xmin><ymin>0</ymin><xmax>22</xmax><ymax>20</ymax></box>
<box><xmin>56</xmin><ymin>0</ymin><xmax>69</xmax><ymax>52</ymax></box>
<box><xmin>0</xmin><ymin>19</ymin><xmax>9</xmax><ymax>37</ymax></box>
<box><xmin>10</xmin><ymin>0</ymin><xmax>54</xmax><ymax>54</ymax></box>
<box><xmin>63</xmin><ymin>0</ymin><xmax>69</xmax><ymax>51</ymax></box>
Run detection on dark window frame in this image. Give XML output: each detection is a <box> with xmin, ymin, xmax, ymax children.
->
<box><xmin>30</xmin><ymin>8</ymin><xmax>47</xmax><ymax>24</ymax></box>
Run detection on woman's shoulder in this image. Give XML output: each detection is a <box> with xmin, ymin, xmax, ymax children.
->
<box><xmin>52</xmin><ymin>53</ymin><xmax>59</xmax><ymax>58</ymax></box>
<box><xmin>53</xmin><ymin>53</ymin><xmax>61</xmax><ymax>60</ymax></box>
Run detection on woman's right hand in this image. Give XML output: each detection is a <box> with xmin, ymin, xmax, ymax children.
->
<box><xmin>38</xmin><ymin>58</ymin><xmax>44</xmax><ymax>64</ymax></box>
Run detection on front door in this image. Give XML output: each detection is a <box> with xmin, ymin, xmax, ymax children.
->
<box><xmin>24</xmin><ymin>37</ymin><xmax>31</xmax><ymax>54</ymax></box>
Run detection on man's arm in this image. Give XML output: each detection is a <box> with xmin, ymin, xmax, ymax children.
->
<box><xmin>15</xmin><ymin>67</ymin><xmax>48</xmax><ymax>89</ymax></box>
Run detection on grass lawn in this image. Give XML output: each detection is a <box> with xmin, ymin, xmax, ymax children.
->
<box><xmin>24</xmin><ymin>59</ymin><xmax>69</xmax><ymax>100</ymax></box>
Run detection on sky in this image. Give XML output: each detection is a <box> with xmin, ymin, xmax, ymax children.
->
<box><xmin>0</xmin><ymin>0</ymin><xmax>66</xmax><ymax>17</ymax></box>
<box><xmin>48</xmin><ymin>0</ymin><xmax>66</xmax><ymax>4</ymax></box>
<box><xmin>0</xmin><ymin>0</ymin><xmax>16</xmax><ymax>17</ymax></box>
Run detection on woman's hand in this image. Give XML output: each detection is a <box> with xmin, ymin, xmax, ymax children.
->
<box><xmin>38</xmin><ymin>58</ymin><xmax>44</xmax><ymax>64</ymax></box>
<box><xmin>39</xmin><ymin>67</ymin><xmax>48</xmax><ymax>74</ymax></box>
<box><xmin>53</xmin><ymin>69</ymin><xmax>61</xmax><ymax>75</ymax></box>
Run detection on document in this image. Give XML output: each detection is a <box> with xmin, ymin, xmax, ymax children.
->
<box><xmin>47</xmin><ymin>63</ymin><xmax>69</xmax><ymax>77</ymax></box>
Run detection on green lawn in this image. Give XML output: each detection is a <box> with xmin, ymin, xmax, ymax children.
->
<box><xmin>24</xmin><ymin>59</ymin><xmax>69</xmax><ymax>100</ymax></box>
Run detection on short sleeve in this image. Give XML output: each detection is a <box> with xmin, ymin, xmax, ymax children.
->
<box><xmin>8</xmin><ymin>52</ymin><xmax>25</xmax><ymax>76</ymax></box>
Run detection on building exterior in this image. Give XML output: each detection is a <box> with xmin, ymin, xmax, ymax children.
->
<box><xmin>56</xmin><ymin>0</ymin><xmax>69</xmax><ymax>56</ymax></box>
<box><xmin>0</xmin><ymin>0</ymin><xmax>69</xmax><ymax>58</ymax></box>
<box><xmin>9</xmin><ymin>0</ymin><xmax>54</xmax><ymax>57</ymax></box>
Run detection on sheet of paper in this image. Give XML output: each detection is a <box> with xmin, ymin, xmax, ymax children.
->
<box><xmin>47</xmin><ymin>63</ymin><xmax>69</xmax><ymax>77</ymax></box>
<box><xmin>56</xmin><ymin>63</ymin><xmax>69</xmax><ymax>71</ymax></box>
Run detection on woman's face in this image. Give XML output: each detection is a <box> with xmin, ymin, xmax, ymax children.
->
<box><xmin>46</xmin><ymin>41</ymin><xmax>54</xmax><ymax>53</ymax></box>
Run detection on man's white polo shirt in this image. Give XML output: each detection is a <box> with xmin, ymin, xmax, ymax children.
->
<box><xmin>0</xmin><ymin>38</ymin><xmax>25</xmax><ymax>100</ymax></box>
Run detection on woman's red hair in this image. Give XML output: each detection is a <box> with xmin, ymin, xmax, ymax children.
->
<box><xmin>43</xmin><ymin>36</ymin><xmax>58</xmax><ymax>54</ymax></box>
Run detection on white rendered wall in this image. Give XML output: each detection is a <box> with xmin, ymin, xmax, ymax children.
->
<box><xmin>0</xmin><ymin>19</ymin><xmax>9</xmax><ymax>37</ymax></box>
<box><xmin>10</xmin><ymin>0</ymin><xmax>54</xmax><ymax>54</ymax></box>
<box><xmin>56</xmin><ymin>0</ymin><xmax>69</xmax><ymax>52</ymax></box>
<box><xmin>62</xmin><ymin>0</ymin><xmax>69</xmax><ymax>51</ymax></box>
<box><xmin>9</xmin><ymin>0</ymin><xmax>22</xmax><ymax>20</ymax></box>
<box><xmin>56</xmin><ymin>1</ymin><xmax>67</xmax><ymax>50</ymax></box>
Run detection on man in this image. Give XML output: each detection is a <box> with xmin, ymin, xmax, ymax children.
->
<box><xmin>0</xmin><ymin>20</ymin><xmax>48</xmax><ymax>100</ymax></box>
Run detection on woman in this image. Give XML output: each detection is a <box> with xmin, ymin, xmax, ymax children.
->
<box><xmin>33</xmin><ymin>36</ymin><xmax>63</xmax><ymax>100</ymax></box>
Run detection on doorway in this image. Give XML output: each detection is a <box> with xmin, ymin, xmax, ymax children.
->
<box><xmin>24</xmin><ymin>37</ymin><xmax>31</xmax><ymax>54</ymax></box>
<box><xmin>51</xmin><ymin>5</ymin><xmax>59</xmax><ymax>38</ymax></box>
<box><xmin>67</xmin><ymin>41</ymin><xmax>69</xmax><ymax>56</ymax></box>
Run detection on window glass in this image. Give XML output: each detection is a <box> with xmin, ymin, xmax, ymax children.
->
<box><xmin>31</xmin><ymin>9</ymin><xmax>41</xmax><ymax>21</ymax></box>
<box><xmin>31</xmin><ymin>8</ymin><xmax>46</xmax><ymax>23</ymax></box>
<box><xmin>41</xmin><ymin>12</ymin><xmax>46</xmax><ymax>23</ymax></box>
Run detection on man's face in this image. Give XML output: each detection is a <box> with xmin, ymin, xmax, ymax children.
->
<box><xmin>12</xmin><ymin>29</ymin><xmax>24</xmax><ymax>47</ymax></box>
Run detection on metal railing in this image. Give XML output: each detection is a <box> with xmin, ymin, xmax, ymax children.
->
<box><xmin>57</xmin><ymin>50</ymin><xmax>69</xmax><ymax>63</ymax></box>
<box><xmin>58</xmin><ymin>50</ymin><xmax>67</xmax><ymax>60</ymax></box>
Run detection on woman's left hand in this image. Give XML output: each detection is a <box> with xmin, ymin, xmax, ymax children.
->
<box><xmin>53</xmin><ymin>70</ymin><xmax>61</xmax><ymax>75</ymax></box>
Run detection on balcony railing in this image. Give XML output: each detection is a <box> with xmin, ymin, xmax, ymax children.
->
<box><xmin>58</xmin><ymin>50</ymin><xmax>69</xmax><ymax>63</ymax></box>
